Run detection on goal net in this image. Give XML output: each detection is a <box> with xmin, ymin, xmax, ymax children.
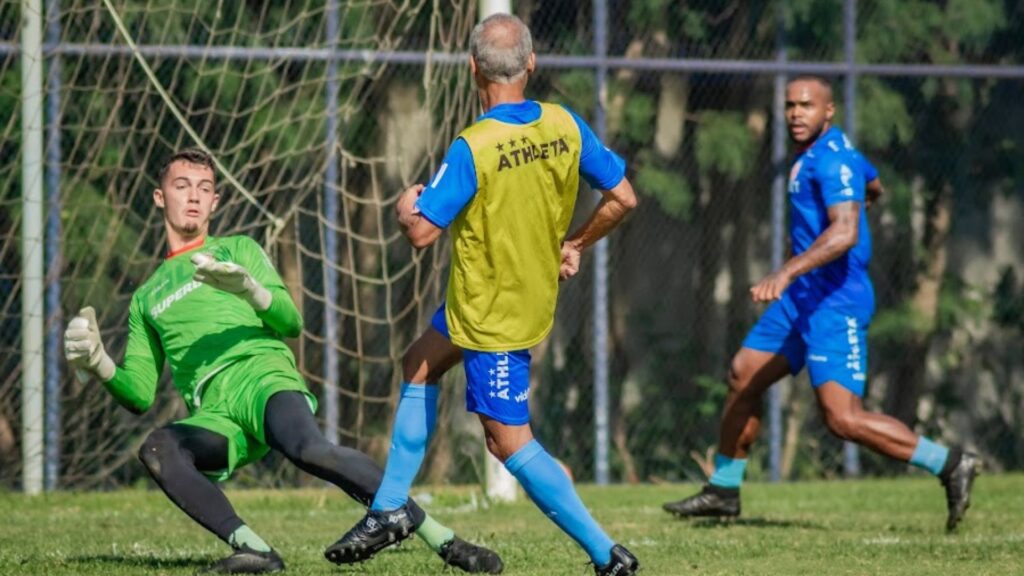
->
<box><xmin>0</xmin><ymin>0</ymin><xmax>478</xmax><ymax>488</ymax></box>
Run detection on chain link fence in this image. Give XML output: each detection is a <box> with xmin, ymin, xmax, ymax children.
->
<box><xmin>2</xmin><ymin>0</ymin><xmax>1023</xmax><ymax>490</ymax></box>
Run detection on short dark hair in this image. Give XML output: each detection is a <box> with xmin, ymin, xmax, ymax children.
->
<box><xmin>159</xmin><ymin>148</ymin><xmax>216</xmax><ymax>186</ymax></box>
<box><xmin>788</xmin><ymin>74</ymin><xmax>834</xmax><ymax>99</ymax></box>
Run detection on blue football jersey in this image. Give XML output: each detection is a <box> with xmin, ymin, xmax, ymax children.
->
<box><xmin>786</xmin><ymin>126</ymin><xmax>876</xmax><ymax>313</ymax></box>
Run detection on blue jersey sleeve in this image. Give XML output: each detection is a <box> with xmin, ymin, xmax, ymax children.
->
<box><xmin>817</xmin><ymin>153</ymin><xmax>865</xmax><ymax>208</ymax></box>
<box><xmin>561</xmin><ymin>105</ymin><xmax>626</xmax><ymax>190</ymax></box>
<box><xmin>415</xmin><ymin>138</ymin><xmax>478</xmax><ymax>229</ymax></box>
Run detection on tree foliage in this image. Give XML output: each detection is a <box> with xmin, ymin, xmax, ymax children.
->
<box><xmin>2</xmin><ymin>0</ymin><xmax>1023</xmax><ymax>486</ymax></box>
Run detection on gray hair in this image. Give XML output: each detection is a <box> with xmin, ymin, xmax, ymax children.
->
<box><xmin>469</xmin><ymin>13</ymin><xmax>533</xmax><ymax>84</ymax></box>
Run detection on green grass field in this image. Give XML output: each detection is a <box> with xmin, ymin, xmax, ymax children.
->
<box><xmin>2</xmin><ymin>475</ymin><xmax>1022</xmax><ymax>576</ymax></box>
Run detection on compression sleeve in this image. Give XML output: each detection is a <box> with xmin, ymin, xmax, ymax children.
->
<box><xmin>561</xmin><ymin>105</ymin><xmax>626</xmax><ymax>190</ymax></box>
<box><xmin>104</xmin><ymin>295</ymin><xmax>163</xmax><ymax>414</ymax></box>
<box><xmin>415</xmin><ymin>138</ymin><xmax>478</xmax><ymax>228</ymax></box>
<box><xmin>235</xmin><ymin>236</ymin><xmax>303</xmax><ymax>338</ymax></box>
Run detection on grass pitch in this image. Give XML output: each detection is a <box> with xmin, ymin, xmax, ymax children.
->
<box><xmin>2</xmin><ymin>474</ymin><xmax>1022</xmax><ymax>576</ymax></box>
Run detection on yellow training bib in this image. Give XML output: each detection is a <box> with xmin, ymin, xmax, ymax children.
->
<box><xmin>445</xmin><ymin>102</ymin><xmax>582</xmax><ymax>351</ymax></box>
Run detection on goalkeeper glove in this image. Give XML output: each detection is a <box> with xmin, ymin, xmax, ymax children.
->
<box><xmin>191</xmin><ymin>252</ymin><xmax>272</xmax><ymax>311</ymax></box>
<box><xmin>64</xmin><ymin>306</ymin><xmax>116</xmax><ymax>382</ymax></box>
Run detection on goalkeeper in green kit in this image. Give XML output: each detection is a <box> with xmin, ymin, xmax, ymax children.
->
<box><xmin>63</xmin><ymin>149</ymin><xmax>504</xmax><ymax>574</ymax></box>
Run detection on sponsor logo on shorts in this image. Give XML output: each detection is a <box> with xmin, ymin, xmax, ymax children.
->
<box><xmin>845</xmin><ymin>316</ymin><xmax>865</xmax><ymax>381</ymax></box>
<box><xmin>487</xmin><ymin>353</ymin><xmax>529</xmax><ymax>403</ymax></box>
<box><xmin>489</xmin><ymin>353</ymin><xmax>511</xmax><ymax>400</ymax></box>
<box><xmin>809</xmin><ymin>354</ymin><xmax>829</xmax><ymax>362</ymax></box>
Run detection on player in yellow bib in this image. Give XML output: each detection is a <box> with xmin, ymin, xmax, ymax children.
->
<box><xmin>63</xmin><ymin>149</ymin><xmax>503</xmax><ymax>574</ymax></box>
<box><xmin>327</xmin><ymin>14</ymin><xmax>640</xmax><ymax>576</ymax></box>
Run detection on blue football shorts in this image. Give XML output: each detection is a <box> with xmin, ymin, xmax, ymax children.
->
<box><xmin>431</xmin><ymin>304</ymin><xmax>531</xmax><ymax>425</ymax></box>
<box><xmin>742</xmin><ymin>292</ymin><xmax>870</xmax><ymax>397</ymax></box>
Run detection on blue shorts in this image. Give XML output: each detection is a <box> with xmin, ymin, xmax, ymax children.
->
<box><xmin>431</xmin><ymin>305</ymin><xmax>531</xmax><ymax>425</ymax></box>
<box><xmin>742</xmin><ymin>293</ymin><xmax>870</xmax><ymax>397</ymax></box>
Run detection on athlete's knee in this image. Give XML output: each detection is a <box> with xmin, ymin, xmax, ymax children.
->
<box><xmin>289</xmin><ymin>435</ymin><xmax>334</xmax><ymax>468</ymax></box>
<box><xmin>138</xmin><ymin>428</ymin><xmax>180</xmax><ymax>479</ymax></box>
<box><xmin>266</xmin><ymin>415</ymin><xmax>327</xmax><ymax>466</ymax></box>
<box><xmin>482</xmin><ymin>423</ymin><xmax>532</xmax><ymax>463</ymax></box>
<box><xmin>728</xmin><ymin>358</ymin><xmax>759</xmax><ymax>398</ymax></box>
<box><xmin>822</xmin><ymin>406</ymin><xmax>862</xmax><ymax>441</ymax></box>
<box><xmin>481</xmin><ymin>432</ymin><xmax>509</xmax><ymax>459</ymax></box>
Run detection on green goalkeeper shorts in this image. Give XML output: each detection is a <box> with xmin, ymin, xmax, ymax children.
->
<box><xmin>175</xmin><ymin>353</ymin><xmax>317</xmax><ymax>481</ymax></box>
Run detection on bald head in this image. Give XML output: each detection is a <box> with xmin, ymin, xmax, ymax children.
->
<box><xmin>785</xmin><ymin>75</ymin><xmax>836</xmax><ymax>144</ymax></box>
<box><xmin>469</xmin><ymin>13</ymin><xmax>534</xmax><ymax>84</ymax></box>
<box><xmin>788</xmin><ymin>75</ymin><xmax>834</xmax><ymax>102</ymax></box>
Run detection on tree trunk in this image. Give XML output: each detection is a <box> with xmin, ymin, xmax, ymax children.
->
<box><xmin>889</xmin><ymin>75</ymin><xmax>968</xmax><ymax>425</ymax></box>
<box><xmin>654</xmin><ymin>75</ymin><xmax>688</xmax><ymax>159</ymax></box>
<box><xmin>781</xmin><ymin>382</ymin><xmax>802</xmax><ymax>479</ymax></box>
<box><xmin>0</xmin><ymin>414</ymin><xmax>14</xmax><ymax>466</ymax></box>
<box><xmin>891</xmin><ymin>186</ymin><xmax>953</xmax><ymax>424</ymax></box>
<box><xmin>610</xmin><ymin>284</ymin><xmax>639</xmax><ymax>483</ymax></box>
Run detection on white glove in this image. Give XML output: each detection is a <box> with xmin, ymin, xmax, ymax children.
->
<box><xmin>191</xmin><ymin>253</ymin><xmax>272</xmax><ymax>311</ymax></box>
<box><xmin>64</xmin><ymin>306</ymin><xmax>116</xmax><ymax>382</ymax></box>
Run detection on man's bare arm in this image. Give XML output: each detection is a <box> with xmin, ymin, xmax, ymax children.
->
<box><xmin>396</xmin><ymin>184</ymin><xmax>444</xmax><ymax>249</ymax></box>
<box><xmin>866</xmin><ymin>177</ymin><xmax>884</xmax><ymax>210</ymax></box>
<box><xmin>750</xmin><ymin>200</ymin><xmax>860</xmax><ymax>302</ymax></box>
<box><xmin>560</xmin><ymin>177</ymin><xmax>638</xmax><ymax>280</ymax></box>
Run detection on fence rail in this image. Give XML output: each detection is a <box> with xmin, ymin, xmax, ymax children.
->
<box><xmin>3</xmin><ymin>42</ymin><xmax>1024</xmax><ymax>78</ymax></box>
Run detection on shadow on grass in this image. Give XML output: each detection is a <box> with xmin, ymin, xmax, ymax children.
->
<box><xmin>686</xmin><ymin>517</ymin><xmax>824</xmax><ymax>530</ymax></box>
<box><xmin>70</xmin><ymin>554</ymin><xmax>213</xmax><ymax>570</ymax></box>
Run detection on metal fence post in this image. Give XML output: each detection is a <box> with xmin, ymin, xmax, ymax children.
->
<box><xmin>768</xmin><ymin>2</ymin><xmax>787</xmax><ymax>484</ymax></box>
<box><xmin>21</xmin><ymin>0</ymin><xmax>45</xmax><ymax>496</ymax></box>
<box><xmin>44</xmin><ymin>0</ymin><xmax>61</xmax><ymax>492</ymax></box>
<box><xmin>479</xmin><ymin>0</ymin><xmax>520</xmax><ymax>503</ymax></box>
<box><xmin>592</xmin><ymin>0</ymin><xmax>610</xmax><ymax>486</ymax></box>
<box><xmin>842</xmin><ymin>0</ymin><xmax>862</xmax><ymax>478</ymax></box>
<box><xmin>322</xmin><ymin>0</ymin><xmax>340</xmax><ymax>445</ymax></box>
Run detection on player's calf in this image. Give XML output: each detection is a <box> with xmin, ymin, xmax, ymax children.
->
<box><xmin>821</xmin><ymin>407</ymin><xmax>864</xmax><ymax>442</ymax></box>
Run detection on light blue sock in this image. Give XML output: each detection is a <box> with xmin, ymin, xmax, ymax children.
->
<box><xmin>909</xmin><ymin>437</ymin><xmax>949</xmax><ymax>476</ymax></box>
<box><xmin>370</xmin><ymin>383</ymin><xmax>438</xmax><ymax>511</ymax></box>
<box><xmin>709</xmin><ymin>454</ymin><xmax>747</xmax><ymax>489</ymax></box>
<box><xmin>505</xmin><ymin>440</ymin><xmax>615</xmax><ymax>567</ymax></box>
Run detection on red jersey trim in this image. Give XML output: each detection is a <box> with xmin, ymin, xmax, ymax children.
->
<box><xmin>166</xmin><ymin>237</ymin><xmax>206</xmax><ymax>259</ymax></box>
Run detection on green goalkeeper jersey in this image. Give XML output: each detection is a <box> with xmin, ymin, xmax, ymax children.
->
<box><xmin>103</xmin><ymin>235</ymin><xmax>303</xmax><ymax>413</ymax></box>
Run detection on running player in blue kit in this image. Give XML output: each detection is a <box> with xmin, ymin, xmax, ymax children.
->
<box><xmin>663</xmin><ymin>75</ymin><xmax>979</xmax><ymax>531</ymax></box>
